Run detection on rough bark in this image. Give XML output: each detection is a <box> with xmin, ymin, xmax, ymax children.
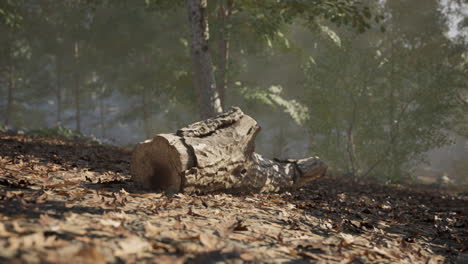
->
<box><xmin>131</xmin><ymin>107</ymin><xmax>327</xmax><ymax>193</ymax></box>
<box><xmin>187</xmin><ymin>0</ymin><xmax>223</xmax><ymax>118</ymax></box>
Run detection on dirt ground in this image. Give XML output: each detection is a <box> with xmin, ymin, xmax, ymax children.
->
<box><xmin>0</xmin><ymin>132</ymin><xmax>467</xmax><ymax>263</ymax></box>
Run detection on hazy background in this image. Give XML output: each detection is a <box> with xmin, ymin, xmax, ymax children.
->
<box><xmin>1</xmin><ymin>0</ymin><xmax>467</xmax><ymax>184</ymax></box>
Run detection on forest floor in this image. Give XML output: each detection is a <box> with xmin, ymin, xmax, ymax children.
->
<box><xmin>0</xmin><ymin>132</ymin><xmax>467</xmax><ymax>264</ymax></box>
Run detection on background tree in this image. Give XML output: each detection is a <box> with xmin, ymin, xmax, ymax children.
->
<box><xmin>295</xmin><ymin>0</ymin><xmax>467</xmax><ymax>181</ymax></box>
<box><xmin>0</xmin><ymin>0</ymin><xmax>466</xmax><ymax>184</ymax></box>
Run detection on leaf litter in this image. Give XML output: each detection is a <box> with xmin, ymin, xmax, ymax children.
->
<box><xmin>0</xmin><ymin>131</ymin><xmax>467</xmax><ymax>263</ymax></box>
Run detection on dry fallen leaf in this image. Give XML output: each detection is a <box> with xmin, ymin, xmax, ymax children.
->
<box><xmin>175</xmin><ymin>241</ymin><xmax>205</xmax><ymax>254</ymax></box>
<box><xmin>240</xmin><ymin>252</ymin><xmax>256</xmax><ymax>261</ymax></box>
<box><xmin>144</xmin><ymin>222</ymin><xmax>161</xmax><ymax>236</ymax></box>
<box><xmin>371</xmin><ymin>246</ymin><xmax>399</xmax><ymax>260</ymax></box>
<box><xmin>46</xmin><ymin>180</ymin><xmax>79</xmax><ymax>188</ymax></box>
<box><xmin>39</xmin><ymin>214</ymin><xmax>61</xmax><ymax>231</ymax></box>
<box><xmin>152</xmin><ymin>255</ymin><xmax>185</xmax><ymax>264</ymax></box>
<box><xmin>74</xmin><ymin>246</ymin><xmax>107</xmax><ymax>264</ymax></box>
<box><xmin>100</xmin><ymin>218</ymin><xmax>121</xmax><ymax>228</ymax></box>
<box><xmin>8</xmin><ymin>232</ymin><xmax>56</xmax><ymax>250</ymax></box>
<box><xmin>114</xmin><ymin>236</ymin><xmax>151</xmax><ymax>256</ymax></box>
<box><xmin>218</xmin><ymin>218</ymin><xmax>248</xmax><ymax>237</ymax></box>
<box><xmin>0</xmin><ymin>222</ymin><xmax>13</xmax><ymax>236</ymax></box>
<box><xmin>340</xmin><ymin>233</ymin><xmax>355</xmax><ymax>244</ymax></box>
<box><xmin>12</xmin><ymin>221</ymin><xmax>25</xmax><ymax>233</ymax></box>
<box><xmin>228</xmin><ymin>232</ymin><xmax>259</xmax><ymax>242</ymax></box>
<box><xmin>128</xmin><ymin>193</ymin><xmax>162</xmax><ymax>198</ymax></box>
<box><xmin>199</xmin><ymin>233</ymin><xmax>221</xmax><ymax>250</ymax></box>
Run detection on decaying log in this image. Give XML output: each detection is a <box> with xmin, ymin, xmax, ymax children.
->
<box><xmin>130</xmin><ymin>107</ymin><xmax>327</xmax><ymax>193</ymax></box>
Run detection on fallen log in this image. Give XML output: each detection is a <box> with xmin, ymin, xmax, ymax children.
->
<box><xmin>130</xmin><ymin>107</ymin><xmax>327</xmax><ymax>193</ymax></box>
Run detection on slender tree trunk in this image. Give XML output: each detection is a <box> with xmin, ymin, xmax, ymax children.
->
<box><xmin>216</xmin><ymin>0</ymin><xmax>233</xmax><ymax>109</ymax></box>
<box><xmin>99</xmin><ymin>97</ymin><xmax>105</xmax><ymax>138</ymax></box>
<box><xmin>140</xmin><ymin>55</ymin><xmax>152</xmax><ymax>139</ymax></box>
<box><xmin>187</xmin><ymin>0</ymin><xmax>223</xmax><ymax>118</ymax></box>
<box><xmin>388</xmin><ymin>40</ymin><xmax>399</xmax><ymax>180</ymax></box>
<box><xmin>142</xmin><ymin>87</ymin><xmax>151</xmax><ymax>139</ymax></box>
<box><xmin>346</xmin><ymin>95</ymin><xmax>358</xmax><ymax>176</ymax></box>
<box><xmin>55</xmin><ymin>55</ymin><xmax>63</xmax><ymax>125</ymax></box>
<box><xmin>346</xmin><ymin>125</ymin><xmax>357</xmax><ymax>176</ymax></box>
<box><xmin>73</xmin><ymin>41</ymin><xmax>81</xmax><ymax>133</ymax></box>
<box><xmin>388</xmin><ymin>87</ymin><xmax>399</xmax><ymax>179</ymax></box>
<box><xmin>5</xmin><ymin>65</ymin><xmax>15</xmax><ymax>127</ymax></box>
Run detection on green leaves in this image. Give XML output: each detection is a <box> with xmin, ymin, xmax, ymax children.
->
<box><xmin>298</xmin><ymin>0</ymin><xmax>466</xmax><ymax>181</ymax></box>
<box><xmin>0</xmin><ymin>0</ymin><xmax>23</xmax><ymax>28</ymax></box>
<box><xmin>241</xmin><ymin>85</ymin><xmax>309</xmax><ymax>125</ymax></box>
<box><xmin>319</xmin><ymin>25</ymin><xmax>341</xmax><ymax>47</ymax></box>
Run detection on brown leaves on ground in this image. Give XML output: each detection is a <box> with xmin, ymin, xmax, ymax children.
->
<box><xmin>0</xmin><ymin>131</ymin><xmax>467</xmax><ymax>263</ymax></box>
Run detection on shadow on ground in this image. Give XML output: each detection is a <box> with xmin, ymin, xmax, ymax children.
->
<box><xmin>289</xmin><ymin>178</ymin><xmax>467</xmax><ymax>263</ymax></box>
<box><xmin>0</xmin><ymin>132</ymin><xmax>131</xmax><ymax>174</ymax></box>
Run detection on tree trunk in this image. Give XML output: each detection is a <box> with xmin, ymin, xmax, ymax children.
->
<box><xmin>55</xmin><ymin>55</ymin><xmax>63</xmax><ymax>125</ymax></box>
<box><xmin>99</xmin><ymin>97</ymin><xmax>105</xmax><ymax>138</ymax></box>
<box><xmin>131</xmin><ymin>107</ymin><xmax>327</xmax><ymax>193</ymax></box>
<box><xmin>5</xmin><ymin>65</ymin><xmax>15</xmax><ymax>127</ymax></box>
<box><xmin>187</xmin><ymin>0</ymin><xmax>223</xmax><ymax>118</ymax></box>
<box><xmin>5</xmin><ymin>64</ymin><xmax>16</xmax><ymax>126</ymax></box>
<box><xmin>216</xmin><ymin>0</ymin><xmax>233</xmax><ymax>109</ymax></box>
<box><xmin>346</xmin><ymin>95</ymin><xmax>358</xmax><ymax>176</ymax></box>
<box><xmin>73</xmin><ymin>41</ymin><xmax>81</xmax><ymax>133</ymax></box>
<box><xmin>388</xmin><ymin>40</ymin><xmax>400</xmax><ymax>180</ymax></box>
<box><xmin>142</xmin><ymin>87</ymin><xmax>151</xmax><ymax>139</ymax></box>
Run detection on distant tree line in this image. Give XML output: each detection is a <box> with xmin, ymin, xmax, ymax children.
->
<box><xmin>0</xmin><ymin>0</ymin><xmax>466</xmax><ymax>182</ymax></box>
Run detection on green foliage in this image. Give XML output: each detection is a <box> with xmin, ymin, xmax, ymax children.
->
<box><xmin>295</xmin><ymin>0</ymin><xmax>466</xmax><ymax>181</ymax></box>
<box><xmin>237</xmin><ymin>0</ymin><xmax>380</xmax><ymax>34</ymax></box>
<box><xmin>0</xmin><ymin>0</ymin><xmax>23</xmax><ymax>28</ymax></box>
<box><xmin>319</xmin><ymin>25</ymin><xmax>341</xmax><ymax>47</ymax></box>
<box><xmin>241</xmin><ymin>85</ymin><xmax>309</xmax><ymax>126</ymax></box>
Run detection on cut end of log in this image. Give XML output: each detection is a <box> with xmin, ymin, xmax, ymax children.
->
<box><xmin>130</xmin><ymin>134</ymin><xmax>194</xmax><ymax>193</ymax></box>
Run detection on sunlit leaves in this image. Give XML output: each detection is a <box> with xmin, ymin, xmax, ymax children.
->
<box><xmin>235</xmin><ymin>0</ymin><xmax>379</xmax><ymax>42</ymax></box>
<box><xmin>240</xmin><ymin>85</ymin><xmax>309</xmax><ymax>125</ymax></box>
<box><xmin>319</xmin><ymin>25</ymin><xmax>341</xmax><ymax>47</ymax></box>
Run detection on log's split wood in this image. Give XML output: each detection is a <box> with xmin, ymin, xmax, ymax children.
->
<box><xmin>130</xmin><ymin>107</ymin><xmax>327</xmax><ymax>193</ymax></box>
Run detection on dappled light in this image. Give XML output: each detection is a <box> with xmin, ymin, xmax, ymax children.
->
<box><xmin>0</xmin><ymin>0</ymin><xmax>467</xmax><ymax>263</ymax></box>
